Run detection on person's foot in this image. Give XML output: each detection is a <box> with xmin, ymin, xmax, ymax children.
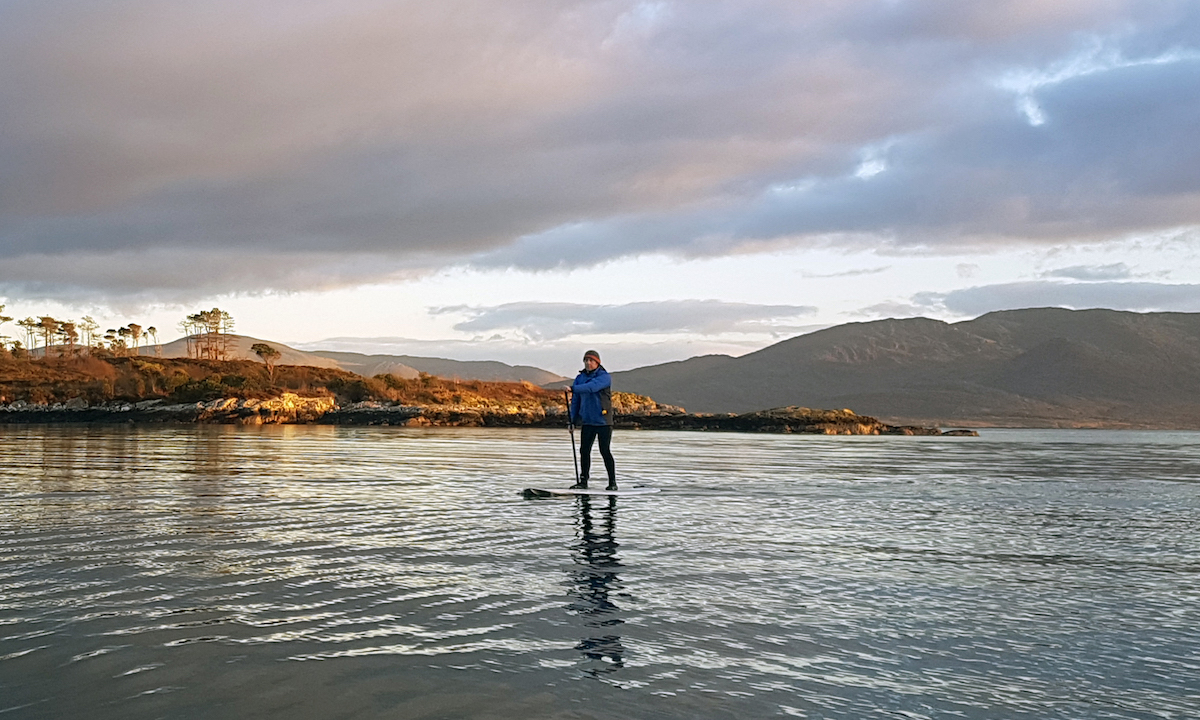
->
<box><xmin>606</xmin><ymin>481</ymin><xmax>618</xmax><ymax>491</ymax></box>
<box><xmin>570</xmin><ymin>478</ymin><xmax>588</xmax><ymax>489</ymax></box>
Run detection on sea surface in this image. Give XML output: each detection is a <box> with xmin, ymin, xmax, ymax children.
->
<box><xmin>1</xmin><ymin>426</ymin><xmax>1198</xmax><ymax>719</ymax></box>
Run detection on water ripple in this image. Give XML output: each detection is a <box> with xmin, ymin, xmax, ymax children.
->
<box><xmin>2</xmin><ymin>426</ymin><xmax>1199</xmax><ymax>718</ymax></box>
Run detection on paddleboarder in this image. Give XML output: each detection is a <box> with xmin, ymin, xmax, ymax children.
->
<box><xmin>569</xmin><ymin>350</ymin><xmax>617</xmax><ymax>491</ymax></box>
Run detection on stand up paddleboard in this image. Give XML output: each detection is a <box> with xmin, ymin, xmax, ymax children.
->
<box><xmin>543</xmin><ymin>390</ymin><xmax>658</xmax><ymax>498</ymax></box>
<box><xmin>522</xmin><ymin>487</ymin><xmax>660</xmax><ymax>498</ymax></box>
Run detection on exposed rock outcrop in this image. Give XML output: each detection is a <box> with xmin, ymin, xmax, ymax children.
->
<box><xmin>0</xmin><ymin>393</ymin><xmax>336</xmax><ymax>424</ymax></box>
<box><xmin>610</xmin><ymin>406</ymin><xmax>964</xmax><ymax>435</ymax></box>
<box><xmin>282</xmin><ymin>400</ymin><xmax>974</xmax><ymax>434</ymax></box>
<box><xmin>1</xmin><ymin>396</ymin><xmax>976</xmax><ymax>435</ymax></box>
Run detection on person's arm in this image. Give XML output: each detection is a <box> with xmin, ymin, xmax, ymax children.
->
<box><xmin>572</xmin><ymin>369</ymin><xmax>611</xmax><ymax>393</ymax></box>
<box><xmin>569</xmin><ymin>386</ymin><xmax>581</xmax><ymax>425</ymax></box>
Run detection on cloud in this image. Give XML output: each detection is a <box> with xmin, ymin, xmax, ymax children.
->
<box><xmin>2</xmin><ymin>1</ymin><xmax>1199</xmax><ymax>299</ymax></box>
<box><xmin>429</xmin><ymin>300</ymin><xmax>819</xmax><ymax>340</ymax></box>
<box><xmin>847</xmin><ymin>301</ymin><xmax>932</xmax><ymax>319</ymax></box>
<box><xmin>915</xmin><ymin>281</ymin><xmax>1200</xmax><ymax>316</ymax></box>
<box><xmin>0</xmin><ymin>248</ymin><xmax>432</xmax><ymax>306</ymax></box>
<box><xmin>800</xmin><ymin>266</ymin><xmax>890</xmax><ymax>278</ymax></box>
<box><xmin>1040</xmin><ymin>263</ymin><xmax>1133</xmax><ymax>281</ymax></box>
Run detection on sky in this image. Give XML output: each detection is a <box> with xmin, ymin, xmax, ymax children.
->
<box><xmin>2</xmin><ymin>0</ymin><xmax>1199</xmax><ymax>375</ymax></box>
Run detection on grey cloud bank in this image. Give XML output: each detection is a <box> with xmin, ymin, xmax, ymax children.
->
<box><xmin>1</xmin><ymin>0</ymin><xmax>1198</xmax><ymax>300</ymax></box>
<box><xmin>1042</xmin><ymin>263</ymin><xmax>1134</xmax><ymax>281</ymax></box>
<box><xmin>432</xmin><ymin>300</ymin><xmax>819</xmax><ymax>341</ymax></box>
<box><xmin>917</xmin><ymin>281</ymin><xmax>1200</xmax><ymax>316</ymax></box>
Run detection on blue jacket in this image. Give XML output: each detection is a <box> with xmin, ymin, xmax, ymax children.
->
<box><xmin>570</xmin><ymin>366</ymin><xmax>613</xmax><ymax>426</ymax></box>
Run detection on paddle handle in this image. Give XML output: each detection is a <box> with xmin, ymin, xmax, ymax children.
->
<box><xmin>565</xmin><ymin>389</ymin><xmax>580</xmax><ymax>483</ymax></box>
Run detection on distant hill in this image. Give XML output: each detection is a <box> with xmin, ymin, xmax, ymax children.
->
<box><xmin>612</xmin><ymin>308</ymin><xmax>1200</xmax><ymax>428</ymax></box>
<box><xmin>152</xmin><ymin>335</ymin><xmax>344</xmax><ymax>369</ymax></box>
<box><xmin>307</xmin><ymin>350</ymin><xmax>566</xmax><ymax>385</ymax></box>
<box><xmin>140</xmin><ymin>337</ymin><xmax>564</xmax><ymax>384</ymax></box>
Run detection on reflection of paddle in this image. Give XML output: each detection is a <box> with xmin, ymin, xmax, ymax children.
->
<box><xmin>565</xmin><ymin>389</ymin><xmax>581</xmax><ymax>485</ymax></box>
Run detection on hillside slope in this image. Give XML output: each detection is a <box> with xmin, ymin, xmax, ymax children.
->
<box><xmin>143</xmin><ymin>338</ymin><xmax>563</xmax><ymax>384</ymax></box>
<box><xmin>613</xmin><ymin>308</ymin><xmax>1200</xmax><ymax>428</ymax></box>
<box><xmin>309</xmin><ymin>351</ymin><xmax>565</xmax><ymax>385</ymax></box>
<box><xmin>153</xmin><ymin>335</ymin><xmax>345</xmax><ymax>369</ymax></box>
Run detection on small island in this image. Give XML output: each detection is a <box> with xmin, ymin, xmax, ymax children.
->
<box><xmin>0</xmin><ymin>353</ymin><xmax>975</xmax><ymax>436</ymax></box>
<box><xmin>0</xmin><ymin>305</ymin><xmax>973</xmax><ymax>435</ymax></box>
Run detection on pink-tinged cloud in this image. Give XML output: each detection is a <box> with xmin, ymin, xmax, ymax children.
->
<box><xmin>1</xmin><ymin>0</ymin><xmax>1198</xmax><ymax>300</ymax></box>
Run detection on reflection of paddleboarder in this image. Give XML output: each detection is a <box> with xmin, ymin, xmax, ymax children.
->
<box><xmin>569</xmin><ymin>350</ymin><xmax>617</xmax><ymax>491</ymax></box>
<box><xmin>568</xmin><ymin>495</ymin><xmax>625</xmax><ymax>675</ymax></box>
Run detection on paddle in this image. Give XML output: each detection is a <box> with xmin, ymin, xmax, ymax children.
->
<box><xmin>565</xmin><ymin>389</ymin><xmax>580</xmax><ymax>485</ymax></box>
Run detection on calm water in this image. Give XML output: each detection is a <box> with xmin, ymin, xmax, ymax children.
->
<box><xmin>1</xmin><ymin>426</ymin><xmax>1198</xmax><ymax>719</ymax></box>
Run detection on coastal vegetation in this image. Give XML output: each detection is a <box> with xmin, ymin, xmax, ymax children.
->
<box><xmin>0</xmin><ymin>304</ymin><xmax>158</xmax><ymax>359</ymax></box>
<box><xmin>0</xmin><ymin>303</ymin><xmax>644</xmax><ymax>412</ymax></box>
<box><xmin>181</xmin><ymin>308</ymin><xmax>234</xmax><ymax>360</ymax></box>
<box><xmin>0</xmin><ymin>303</ymin><xmax>964</xmax><ymax>434</ymax></box>
<box><xmin>0</xmin><ymin>304</ymin><xmax>237</xmax><ymax>360</ymax></box>
<box><xmin>0</xmin><ymin>301</ymin><xmax>650</xmax><ymax>412</ymax></box>
<box><xmin>251</xmin><ymin>343</ymin><xmax>282</xmax><ymax>381</ymax></box>
<box><xmin>0</xmin><ymin>352</ymin><xmax>565</xmax><ymax>407</ymax></box>
<box><xmin>0</xmin><ymin>351</ymin><xmax>964</xmax><ymax>435</ymax></box>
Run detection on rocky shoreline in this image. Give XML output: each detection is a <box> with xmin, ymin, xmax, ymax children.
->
<box><xmin>0</xmin><ymin>394</ymin><xmax>977</xmax><ymax>436</ymax></box>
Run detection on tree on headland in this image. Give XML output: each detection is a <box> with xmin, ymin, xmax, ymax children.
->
<box><xmin>184</xmin><ymin>308</ymin><xmax>233</xmax><ymax>360</ymax></box>
<box><xmin>58</xmin><ymin>321</ymin><xmax>79</xmax><ymax>357</ymax></box>
<box><xmin>179</xmin><ymin>317</ymin><xmax>196</xmax><ymax>358</ymax></box>
<box><xmin>79</xmin><ymin>316</ymin><xmax>100</xmax><ymax>354</ymax></box>
<box><xmin>17</xmin><ymin>318</ymin><xmax>37</xmax><ymax>352</ymax></box>
<box><xmin>127</xmin><ymin>323</ymin><xmax>143</xmax><ymax>356</ymax></box>
<box><xmin>38</xmin><ymin>316</ymin><xmax>58</xmax><ymax>355</ymax></box>
<box><xmin>0</xmin><ymin>307</ymin><xmax>157</xmax><ymax>359</ymax></box>
<box><xmin>147</xmin><ymin>326</ymin><xmax>161</xmax><ymax>357</ymax></box>
<box><xmin>104</xmin><ymin>328</ymin><xmax>125</xmax><ymax>355</ymax></box>
<box><xmin>251</xmin><ymin>343</ymin><xmax>282</xmax><ymax>381</ymax></box>
<box><xmin>0</xmin><ymin>305</ymin><xmax>12</xmax><ymax>352</ymax></box>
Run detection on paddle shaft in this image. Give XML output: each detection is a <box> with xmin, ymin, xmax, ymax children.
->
<box><xmin>565</xmin><ymin>389</ymin><xmax>580</xmax><ymax>483</ymax></box>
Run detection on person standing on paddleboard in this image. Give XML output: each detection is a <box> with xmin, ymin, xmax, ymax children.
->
<box><xmin>570</xmin><ymin>350</ymin><xmax>617</xmax><ymax>491</ymax></box>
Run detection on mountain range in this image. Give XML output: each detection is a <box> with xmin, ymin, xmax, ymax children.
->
<box><xmin>306</xmin><ymin>350</ymin><xmax>565</xmax><ymax>385</ymax></box>
<box><xmin>142</xmin><ymin>309</ymin><xmax>1200</xmax><ymax>428</ymax></box>
<box><xmin>151</xmin><ymin>335</ymin><xmax>566</xmax><ymax>385</ymax></box>
<box><xmin>155</xmin><ymin>335</ymin><xmax>343</xmax><ymax>369</ymax></box>
<box><xmin>611</xmin><ymin>308</ymin><xmax>1200</xmax><ymax>429</ymax></box>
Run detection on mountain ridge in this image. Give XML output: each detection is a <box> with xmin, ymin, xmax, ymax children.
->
<box><xmin>611</xmin><ymin>308</ymin><xmax>1200</xmax><ymax>428</ymax></box>
<box><xmin>307</xmin><ymin>350</ymin><xmax>565</xmax><ymax>385</ymax></box>
<box><xmin>143</xmin><ymin>336</ymin><xmax>565</xmax><ymax>384</ymax></box>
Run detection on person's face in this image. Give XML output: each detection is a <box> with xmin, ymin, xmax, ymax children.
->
<box><xmin>583</xmin><ymin>356</ymin><xmax>598</xmax><ymax>370</ymax></box>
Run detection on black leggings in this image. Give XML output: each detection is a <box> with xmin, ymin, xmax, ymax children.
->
<box><xmin>579</xmin><ymin>425</ymin><xmax>615</xmax><ymax>482</ymax></box>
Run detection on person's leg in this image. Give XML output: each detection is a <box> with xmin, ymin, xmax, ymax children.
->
<box><xmin>576</xmin><ymin>425</ymin><xmax>597</xmax><ymax>487</ymax></box>
<box><xmin>597</xmin><ymin>426</ymin><xmax>616</xmax><ymax>490</ymax></box>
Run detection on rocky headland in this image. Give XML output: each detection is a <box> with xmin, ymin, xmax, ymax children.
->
<box><xmin>0</xmin><ymin>394</ymin><xmax>976</xmax><ymax>436</ymax></box>
<box><xmin>0</xmin><ymin>355</ymin><xmax>976</xmax><ymax>435</ymax></box>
